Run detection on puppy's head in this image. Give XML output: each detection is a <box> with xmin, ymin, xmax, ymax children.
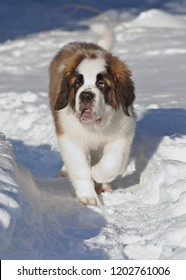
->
<box><xmin>54</xmin><ymin>49</ymin><xmax>135</xmax><ymax>124</ymax></box>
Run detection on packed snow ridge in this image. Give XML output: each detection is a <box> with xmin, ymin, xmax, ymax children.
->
<box><xmin>125</xmin><ymin>9</ymin><xmax>186</xmax><ymax>28</ymax></box>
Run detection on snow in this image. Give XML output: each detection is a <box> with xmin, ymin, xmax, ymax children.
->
<box><xmin>0</xmin><ymin>1</ymin><xmax>186</xmax><ymax>259</ymax></box>
<box><xmin>125</xmin><ymin>9</ymin><xmax>186</xmax><ymax>28</ymax></box>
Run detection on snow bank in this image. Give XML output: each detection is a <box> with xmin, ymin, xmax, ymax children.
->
<box><xmin>86</xmin><ymin>134</ymin><xmax>186</xmax><ymax>260</ymax></box>
<box><xmin>124</xmin><ymin>135</ymin><xmax>186</xmax><ymax>259</ymax></box>
<box><xmin>0</xmin><ymin>133</ymin><xmax>21</xmax><ymax>251</ymax></box>
<box><xmin>125</xmin><ymin>9</ymin><xmax>186</xmax><ymax>28</ymax></box>
<box><xmin>0</xmin><ymin>132</ymin><xmax>108</xmax><ymax>259</ymax></box>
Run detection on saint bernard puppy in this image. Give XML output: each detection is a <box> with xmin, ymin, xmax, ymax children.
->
<box><xmin>49</xmin><ymin>25</ymin><xmax>136</xmax><ymax>205</ymax></box>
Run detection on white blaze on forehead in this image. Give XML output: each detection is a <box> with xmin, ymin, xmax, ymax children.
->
<box><xmin>77</xmin><ymin>57</ymin><xmax>106</xmax><ymax>84</ymax></box>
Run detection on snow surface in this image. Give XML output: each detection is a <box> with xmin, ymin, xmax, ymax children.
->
<box><xmin>0</xmin><ymin>1</ymin><xmax>186</xmax><ymax>259</ymax></box>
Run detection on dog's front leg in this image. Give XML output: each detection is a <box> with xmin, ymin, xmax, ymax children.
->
<box><xmin>92</xmin><ymin>136</ymin><xmax>133</xmax><ymax>184</ymax></box>
<box><xmin>58</xmin><ymin>135</ymin><xmax>101</xmax><ymax>205</ymax></box>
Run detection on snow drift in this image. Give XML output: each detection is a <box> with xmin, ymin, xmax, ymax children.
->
<box><xmin>125</xmin><ymin>9</ymin><xmax>186</xmax><ymax>28</ymax></box>
<box><xmin>0</xmin><ymin>133</ymin><xmax>21</xmax><ymax>251</ymax></box>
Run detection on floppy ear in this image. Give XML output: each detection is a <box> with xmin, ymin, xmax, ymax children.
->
<box><xmin>54</xmin><ymin>77</ymin><xmax>70</xmax><ymax>110</ymax></box>
<box><xmin>107</xmin><ymin>56</ymin><xmax>135</xmax><ymax>116</ymax></box>
<box><xmin>115</xmin><ymin>72</ymin><xmax>135</xmax><ymax>116</ymax></box>
<box><xmin>54</xmin><ymin>54</ymin><xmax>85</xmax><ymax>111</ymax></box>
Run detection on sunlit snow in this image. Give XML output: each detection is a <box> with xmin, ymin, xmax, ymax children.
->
<box><xmin>0</xmin><ymin>1</ymin><xmax>186</xmax><ymax>259</ymax></box>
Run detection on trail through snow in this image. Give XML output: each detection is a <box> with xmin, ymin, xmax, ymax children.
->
<box><xmin>0</xmin><ymin>6</ymin><xmax>186</xmax><ymax>259</ymax></box>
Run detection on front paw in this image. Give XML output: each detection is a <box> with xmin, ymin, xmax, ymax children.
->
<box><xmin>78</xmin><ymin>195</ymin><xmax>101</xmax><ymax>206</ymax></box>
<box><xmin>94</xmin><ymin>182</ymin><xmax>112</xmax><ymax>194</ymax></box>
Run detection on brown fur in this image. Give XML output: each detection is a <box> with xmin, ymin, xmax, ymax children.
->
<box><xmin>105</xmin><ymin>54</ymin><xmax>135</xmax><ymax>116</ymax></box>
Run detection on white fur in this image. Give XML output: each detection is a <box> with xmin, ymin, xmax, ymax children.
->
<box><xmin>90</xmin><ymin>23</ymin><xmax>114</xmax><ymax>50</ymax></box>
<box><xmin>77</xmin><ymin>57</ymin><xmax>105</xmax><ymax>83</ymax></box>
<box><xmin>75</xmin><ymin>57</ymin><xmax>106</xmax><ymax>121</ymax></box>
<box><xmin>57</xmin><ymin>102</ymin><xmax>136</xmax><ymax>205</ymax></box>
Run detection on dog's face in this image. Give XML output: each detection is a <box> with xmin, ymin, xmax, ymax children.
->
<box><xmin>75</xmin><ymin>57</ymin><xmax>112</xmax><ymax>124</ymax></box>
<box><xmin>55</xmin><ymin>53</ymin><xmax>135</xmax><ymax>125</ymax></box>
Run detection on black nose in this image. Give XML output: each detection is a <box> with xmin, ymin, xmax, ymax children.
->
<box><xmin>80</xmin><ymin>91</ymin><xmax>94</xmax><ymax>103</ymax></box>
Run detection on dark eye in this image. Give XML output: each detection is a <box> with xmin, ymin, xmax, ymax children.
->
<box><xmin>74</xmin><ymin>80</ymin><xmax>82</xmax><ymax>90</ymax></box>
<box><xmin>97</xmin><ymin>80</ymin><xmax>106</xmax><ymax>90</ymax></box>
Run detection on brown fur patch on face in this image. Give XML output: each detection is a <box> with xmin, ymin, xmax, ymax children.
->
<box><xmin>54</xmin><ymin>55</ymin><xmax>85</xmax><ymax>112</ymax></box>
<box><xmin>105</xmin><ymin>54</ymin><xmax>135</xmax><ymax>116</ymax></box>
<box><xmin>103</xmin><ymin>74</ymin><xmax>120</xmax><ymax>110</ymax></box>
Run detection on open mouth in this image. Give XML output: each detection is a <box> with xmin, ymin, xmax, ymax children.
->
<box><xmin>79</xmin><ymin>102</ymin><xmax>102</xmax><ymax>124</ymax></box>
<box><xmin>80</xmin><ymin>102</ymin><xmax>94</xmax><ymax>121</ymax></box>
<box><xmin>80</xmin><ymin>107</ymin><xmax>93</xmax><ymax>122</ymax></box>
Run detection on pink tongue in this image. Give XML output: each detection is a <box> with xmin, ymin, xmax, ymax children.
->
<box><xmin>81</xmin><ymin>108</ymin><xmax>92</xmax><ymax>119</ymax></box>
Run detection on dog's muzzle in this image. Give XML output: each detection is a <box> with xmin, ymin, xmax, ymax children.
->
<box><xmin>79</xmin><ymin>91</ymin><xmax>95</xmax><ymax>122</ymax></box>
